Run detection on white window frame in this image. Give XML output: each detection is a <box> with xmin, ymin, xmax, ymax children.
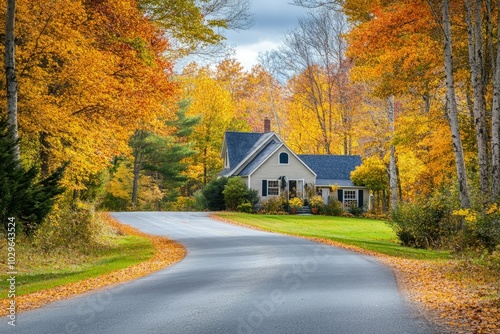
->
<box><xmin>267</xmin><ymin>180</ymin><xmax>279</xmax><ymax>196</ymax></box>
<box><xmin>224</xmin><ymin>150</ymin><xmax>230</xmax><ymax>168</ymax></box>
<box><xmin>343</xmin><ymin>190</ymin><xmax>358</xmax><ymax>208</ymax></box>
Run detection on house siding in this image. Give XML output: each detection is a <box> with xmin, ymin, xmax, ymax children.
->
<box><xmin>249</xmin><ymin>148</ymin><xmax>315</xmax><ymax>199</ymax></box>
<box><xmin>331</xmin><ymin>188</ymin><xmax>370</xmax><ymax>209</ymax></box>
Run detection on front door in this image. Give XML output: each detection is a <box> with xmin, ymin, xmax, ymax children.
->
<box><xmin>289</xmin><ymin>180</ymin><xmax>297</xmax><ymax>198</ymax></box>
<box><xmin>288</xmin><ymin>180</ymin><xmax>304</xmax><ymax>199</ymax></box>
<box><xmin>321</xmin><ymin>188</ymin><xmax>330</xmax><ymax>204</ymax></box>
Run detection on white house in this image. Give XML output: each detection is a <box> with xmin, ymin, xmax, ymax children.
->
<box><xmin>219</xmin><ymin>120</ymin><xmax>370</xmax><ymax>210</ymax></box>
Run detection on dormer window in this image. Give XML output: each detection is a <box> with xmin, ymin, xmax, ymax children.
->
<box><xmin>279</xmin><ymin>152</ymin><xmax>289</xmax><ymax>164</ymax></box>
<box><xmin>225</xmin><ymin>150</ymin><xmax>230</xmax><ymax>168</ymax></box>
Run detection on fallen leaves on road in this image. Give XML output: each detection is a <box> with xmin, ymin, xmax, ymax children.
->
<box><xmin>0</xmin><ymin>213</ymin><xmax>185</xmax><ymax>315</ymax></box>
<box><xmin>213</xmin><ymin>214</ymin><xmax>500</xmax><ymax>334</ymax></box>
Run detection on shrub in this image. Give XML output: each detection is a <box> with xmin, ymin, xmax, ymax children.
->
<box><xmin>34</xmin><ymin>201</ymin><xmax>112</xmax><ymax>253</ymax></box>
<box><xmin>202</xmin><ymin>177</ymin><xmax>228</xmax><ymax>211</ymax></box>
<box><xmin>259</xmin><ymin>196</ymin><xmax>287</xmax><ymax>214</ymax></box>
<box><xmin>237</xmin><ymin>202</ymin><xmax>253</xmax><ymax>213</ymax></box>
<box><xmin>320</xmin><ymin>199</ymin><xmax>343</xmax><ymax>216</ymax></box>
<box><xmin>309</xmin><ymin>195</ymin><xmax>324</xmax><ymax>209</ymax></box>
<box><xmin>453</xmin><ymin>204</ymin><xmax>500</xmax><ymax>252</ymax></box>
<box><xmin>222</xmin><ymin>177</ymin><xmax>260</xmax><ymax>211</ymax></box>
<box><xmin>390</xmin><ymin>200</ymin><xmax>460</xmax><ymax>249</ymax></box>
<box><xmin>348</xmin><ymin>203</ymin><xmax>364</xmax><ymax>216</ymax></box>
<box><xmin>223</xmin><ymin>177</ymin><xmax>249</xmax><ymax>211</ymax></box>
<box><xmin>289</xmin><ymin>197</ymin><xmax>303</xmax><ymax>210</ymax></box>
<box><xmin>172</xmin><ymin>196</ymin><xmax>195</xmax><ymax>211</ymax></box>
<box><xmin>193</xmin><ymin>190</ymin><xmax>207</xmax><ymax>211</ymax></box>
<box><xmin>246</xmin><ymin>188</ymin><xmax>260</xmax><ymax>208</ymax></box>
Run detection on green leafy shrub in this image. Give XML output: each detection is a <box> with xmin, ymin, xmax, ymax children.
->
<box><xmin>453</xmin><ymin>204</ymin><xmax>500</xmax><ymax>252</ymax></box>
<box><xmin>193</xmin><ymin>190</ymin><xmax>207</xmax><ymax>211</ymax></box>
<box><xmin>237</xmin><ymin>202</ymin><xmax>253</xmax><ymax>213</ymax></box>
<box><xmin>223</xmin><ymin>177</ymin><xmax>248</xmax><ymax>211</ymax></box>
<box><xmin>202</xmin><ymin>177</ymin><xmax>228</xmax><ymax>211</ymax></box>
<box><xmin>222</xmin><ymin>177</ymin><xmax>259</xmax><ymax>211</ymax></box>
<box><xmin>320</xmin><ymin>199</ymin><xmax>343</xmax><ymax>216</ymax></box>
<box><xmin>348</xmin><ymin>203</ymin><xmax>364</xmax><ymax>216</ymax></box>
<box><xmin>390</xmin><ymin>199</ymin><xmax>460</xmax><ymax>249</ymax></box>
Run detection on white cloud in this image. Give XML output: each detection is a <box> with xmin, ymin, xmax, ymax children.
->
<box><xmin>233</xmin><ymin>40</ymin><xmax>281</xmax><ymax>71</ymax></box>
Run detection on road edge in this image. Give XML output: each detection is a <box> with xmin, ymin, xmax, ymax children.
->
<box><xmin>0</xmin><ymin>213</ymin><xmax>186</xmax><ymax>315</ymax></box>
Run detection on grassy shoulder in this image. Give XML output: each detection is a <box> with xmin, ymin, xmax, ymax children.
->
<box><xmin>0</xmin><ymin>234</ymin><xmax>154</xmax><ymax>296</ymax></box>
<box><xmin>215</xmin><ymin>212</ymin><xmax>450</xmax><ymax>260</ymax></box>
<box><xmin>0</xmin><ymin>212</ymin><xmax>185</xmax><ymax>314</ymax></box>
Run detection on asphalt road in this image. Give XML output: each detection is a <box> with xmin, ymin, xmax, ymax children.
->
<box><xmin>2</xmin><ymin>212</ymin><xmax>436</xmax><ymax>334</ymax></box>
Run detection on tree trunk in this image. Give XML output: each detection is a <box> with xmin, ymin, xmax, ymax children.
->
<box><xmin>131</xmin><ymin>130</ymin><xmax>145</xmax><ymax>208</ymax></box>
<box><xmin>465</xmin><ymin>0</ymin><xmax>490</xmax><ymax>197</ymax></box>
<box><xmin>492</xmin><ymin>3</ymin><xmax>500</xmax><ymax>199</ymax></box>
<box><xmin>39</xmin><ymin>131</ymin><xmax>51</xmax><ymax>178</ymax></box>
<box><xmin>203</xmin><ymin>147</ymin><xmax>208</xmax><ymax>185</ymax></box>
<box><xmin>443</xmin><ymin>0</ymin><xmax>471</xmax><ymax>208</ymax></box>
<box><xmin>388</xmin><ymin>95</ymin><xmax>398</xmax><ymax>210</ymax></box>
<box><xmin>5</xmin><ymin>0</ymin><xmax>19</xmax><ymax>162</ymax></box>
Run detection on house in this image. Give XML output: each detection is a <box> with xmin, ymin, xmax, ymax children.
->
<box><xmin>219</xmin><ymin>119</ymin><xmax>370</xmax><ymax>210</ymax></box>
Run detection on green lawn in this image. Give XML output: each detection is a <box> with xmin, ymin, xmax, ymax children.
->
<box><xmin>216</xmin><ymin>212</ymin><xmax>450</xmax><ymax>260</ymax></box>
<box><xmin>0</xmin><ymin>235</ymin><xmax>154</xmax><ymax>296</ymax></box>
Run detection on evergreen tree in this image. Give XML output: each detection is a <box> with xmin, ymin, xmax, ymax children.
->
<box><xmin>0</xmin><ymin>118</ymin><xmax>65</xmax><ymax>235</ymax></box>
<box><xmin>130</xmin><ymin>100</ymin><xmax>201</xmax><ymax>206</ymax></box>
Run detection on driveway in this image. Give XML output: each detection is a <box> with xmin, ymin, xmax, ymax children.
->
<box><xmin>1</xmin><ymin>212</ymin><xmax>436</xmax><ymax>334</ymax></box>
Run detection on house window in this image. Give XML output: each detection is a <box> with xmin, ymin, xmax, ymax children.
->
<box><xmin>343</xmin><ymin>190</ymin><xmax>357</xmax><ymax>208</ymax></box>
<box><xmin>225</xmin><ymin>150</ymin><xmax>229</xmax><ymax>168</ymax></box>
<box><xmin>268</xmin><ymin>180</ymin><xmax>279</xmax><ymax>195</ymax></box>
<box><xmin>279</xmin><ymin>152</ymin><xmax>289</xmax><ymax>164</ymax></box>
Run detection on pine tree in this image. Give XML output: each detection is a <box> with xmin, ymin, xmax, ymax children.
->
<box><xmin>130</xmin><ymin>101</ymin><xmax>201</xmax><ymax>206</ymax></box>
<box><xmin>0</xmin><ymin>118</ymin><xmax>65</xmax><ymax>235</ymax></box>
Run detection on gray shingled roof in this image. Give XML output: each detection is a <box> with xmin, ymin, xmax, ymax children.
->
<box><xmin>224</xmin><ymin>132</ymin><xmax>265</xmax><ymax>171</ymax></box>
<box><xmin>238</xmin><ymin>140</ymin><xmax>281</xmax><ymax>176</ymax></box>
<box><xmin>221</xmin><ymin>132</ymin><xmax>278</xmax><ymax>177</ymax></box>
<box><xmin>298</xmin><ymin>155</ymin><xmax>362</xmax><ymax>185</ymax></box>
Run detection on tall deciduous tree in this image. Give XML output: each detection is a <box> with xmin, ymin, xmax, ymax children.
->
<box><xmin>4</xmin><ymin>0</ymin><xmax>18</xmax><ymax>162</ymax></box>
<box><xmin>464</xmin><ymin>0</ymin><xmax>489</xmax><ymax>197</ymax></box>
<box><xmin>388</xmin><ymin>95</ymin><xmax>398</xmax><ymax>210</ymax></box>
<box><xmin>441</xmin><ymin>0</ymin><xmax>470</xmax><ymax>208</ymax></box>
<box><xmin>492</xmin><ymin>3</ymin><xmax>500</xmax><ymax>199</ymax></box>
<box><xmin>139</xmin><ymin>0</ymin><xmax>253</xmax><ymax>58</ymax></box>
<box><xmin>181</xmin><ymin>66</ymin><xmax>243</xmax><ymax>185</ymax></box>
<box><xmin>264</xmin><ymin>8</ymin><xmax>358</xmax><ymax>154</ymax></box>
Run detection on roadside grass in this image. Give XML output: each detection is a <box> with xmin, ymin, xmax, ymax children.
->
<box><xmin>0</xmin><ymin>234</ymin><xmax>154</xmax><ymax>297</ymax></box>
<box><xmin>215</xmin><ymin>212</ymin><xmax>450</xmax><ymax>260</ymax></box>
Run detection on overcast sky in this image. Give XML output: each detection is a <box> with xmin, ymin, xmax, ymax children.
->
<box><xmin>223</xmin><ymin>0</ymin><xmax>308</xmax><ymax>70</ymax></box>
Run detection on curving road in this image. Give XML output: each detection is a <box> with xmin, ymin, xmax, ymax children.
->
<box><xmin>2</xmin><ymin>212</ymin><xmax>436</xmax><ymax>334</ymax></box>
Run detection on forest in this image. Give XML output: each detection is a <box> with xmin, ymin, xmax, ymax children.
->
<box><xmin>1</xmin><ymin>0</ymin><xmax>500</xmax><ymax>255</ymax></box>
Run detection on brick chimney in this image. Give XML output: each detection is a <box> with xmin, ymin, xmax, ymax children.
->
<box><xmin>264</xmin><ymin>117</ymin><xmax>271</xmax><ymax>133</ymax></box>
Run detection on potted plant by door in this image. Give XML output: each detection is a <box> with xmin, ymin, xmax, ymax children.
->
<box><xmin>309</xmin><ymin>195</ymin><xmax>323</xmax><ymax>214</ymax></box>
<box><xmin>289</xmin><ymin>197</ymin><xmax>303</xmax><ymax>214</ymax></box>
